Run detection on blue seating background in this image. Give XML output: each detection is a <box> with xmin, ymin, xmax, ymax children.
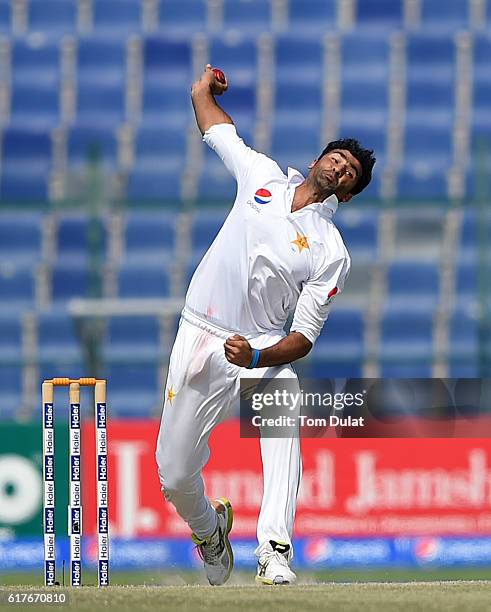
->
<box><xmin>0</xmin><ymin>0</ymin><xmax>489</xmax><ymax>418</ymax></box>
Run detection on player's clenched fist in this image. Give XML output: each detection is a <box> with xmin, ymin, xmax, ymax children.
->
<box><xmin>192</xmin><ymin>64</ymin><xmax>228</xmax><ymax>97</ymax></box>
<box><xmin>224</xmin><ymin>334</ymin><xmax>253</xmax><ymax>367</ymax></box>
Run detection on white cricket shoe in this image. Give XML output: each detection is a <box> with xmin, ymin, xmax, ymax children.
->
<box><xmin>255</xmin><ymin>540</ymin><xmax>297</xmax><ymax>585</ymax></box>
<box><xmin>192</xmin><ymin>498</ymin><xmax>234</xmax><ymax>586</ymax></box>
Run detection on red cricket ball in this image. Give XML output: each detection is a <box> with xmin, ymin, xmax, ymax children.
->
<box><xmin>212</xmin><ymin>67</ymin><xmax>226</xmax><ymax>85</ymax></box>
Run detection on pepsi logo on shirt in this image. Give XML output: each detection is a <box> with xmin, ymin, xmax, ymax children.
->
<box><xmin>254</xmin><ymin>188</ymin><xmax>272</xmax><ymax>205</ymax></box>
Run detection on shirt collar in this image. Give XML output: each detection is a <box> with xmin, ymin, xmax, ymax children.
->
<box><xmin>287</xmin><ymin>167</ymin><xmax>339</xmax><ymax>216</ymax></box>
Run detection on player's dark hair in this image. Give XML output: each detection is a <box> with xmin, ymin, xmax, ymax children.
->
<box><xmin>318</xmin><ymin>138</ymin><xmax>376</xmax><ymax>196</ymax></box>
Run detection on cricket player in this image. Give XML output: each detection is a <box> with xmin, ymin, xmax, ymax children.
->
<box><xmin>156</xmin><ymin>65</ymin><xmax>376</xmax><ymax>585</ymax></box>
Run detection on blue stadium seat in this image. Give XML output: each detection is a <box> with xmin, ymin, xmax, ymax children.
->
<box><xmin>124</xmin><ymin>212</ymin><xmax>176</xmax><ymax>263</ymax></box>
<box><xmin>307</xmin><ymin>360</ymin><xmax>363</xmax><ymax>378</ymax></box>
<box><xmin>340</xmin><ymin>79</ymin><xmax>389</xmax><ymax>127</ymax></box>
<box><xmin>209</xmin><ymin>37</ymin><xmax>258</xmax><ymax>86</ymax></box>
<box><xmin>272</xmin><ymin>110</ymin><xmax>321</xmax><ymax>176</ymax></box>
<box><xmin>133</xmin><ymin>124</ymin><xmax>187</xmax><ymax>169</ymax></box>
<box><xmin>474</xmin><ymin>33</ymin><xmax>491</xmax><ymax>81</ymax></box>
<box><xmin>455</xmin><ymin>261</ymin><xmax>477</xmax><ymax>298</ymax></box>
<box><xmin>76</xmin><ymin>38</ymin><xmax>127</xmax><ymax>124</ymax></box>
<box><xmin>38</xmin><ymin>361</ymin><xmax>86</xmax><ymax>386</ymax></box>
<box><xmin>0</xmin><ymin>366</ymin><xmax>23</xmax><ymax>419</ymax></box>
<box><xmin>407</xmin><ymin>32</ymin><xmax>456</xmax><ymax>65</ymax></box>
<box><xmin>190</xmin><ymin>209</ymin><xmax>227</xmax><ymax>259</ymax></box>
<box><xmin>269</xmin><ymin>150</ymin><xmax>310</xmax><ymax>180</ymax></box>
<box><xmin>379</xmin><ymin>309</ymin><xmax>434</xmax><ymax>371</ymax></box>
<box><xmin>77</xmin><ymin>83</ymin><xmax>126</xmax><ymax>125</ymax></box>
<box><xmin>271</xmin><ymin>122</ymin><xmax>321</xmax><ymax>157</ymax></box>
<box><xmin>406</xmin><ymin>34</ymin><xmax>455</xmax><ymax>90</ymax></box>
<box><xmin>219</xmin><ymin>84</ymin><xmax>256</xmax><ymax>120</ymax></box>
<box><xmin>406</xmin><ymin>79</ymin><xmax>455</xmax><ymax>125</ymax></box>
<box><xmin>288</xmin><ymin>0</ymin><xmax>336</xmax><ymax>33</ymax></box>
<box><xmin>406</xmin><ymin>33</ymin><xmax>455</xmax><ymax>128</ymax></box>
<box><xmin>102</xmin><ymin>363</ymin><xmax>161</xmax><ymax>416</ymax></box>
<box><xmin>28</xmin><ymin>0</ymin><xmax>77</xmax><ymax>37</ymax></box>
<box><xmin>117</xmin><ymin>262</ymin><xmax>171</xmax><ymax>297</ymax></box>
<box><xmin>197</xmin><ymin>156</ymin><xmax>237</xmax><ymax>202</ymax></box>
<box><xmin>0</xmin><ymin>213</ymin><xmax>42</xmax><ymax>266</ymax></box>
<box><xmin>380</xmin><ymin>363</ymin><xmax>433</xmax><ymax>377</ymax></box>
<box><xmin>448</xmin><ymin>363</ymin><xmax>480</xmax><ymax>377</ymax></box>
<box><xmin>463</xmin><ymin>168</ymin><xmax>478</xmax><ymax>200</ymax></box>
<box><xmin>340</xmin><ymin>32</ymin><xmax>390</xmax><ymax>81</ymax></box>
<box><xmin>0</xmin><ymin>170</ymin><xmax>49</xmax><ymax>202</ymax></box>
<box><xmin>0</xmin><ymin>128</ymin><xmax>52</xmax><ymax>202</ymax></box>
<box><xmin>458</xmin><ymin>209</ymin><xmax>476</xmax><ymax>259</ymax></box>
<box><xmin>104</xmin><ymin>316</ymin><xmax>161</xmax><ymax>361</ymax></box>
<box><xmin>235</xmin><ymin>119</ymin><xmax>255</xmax><ymax>146</ymax></box>
<box><xmin>67</xmin><ymin>124</ymin><xmax>118</xmax><ymax>167</ymax></box>
<box><xmin>356</xmin><ymin>0</ymin><xmax>404</xmax><ymax>29</ymax></box>
<box><xmin>448</xmin><ymin>305</ymin><xmax>479</xmax><ymax>363</ymax></box>
<box><xmin>275</xmin><ymin>80</ymin><xmax>323</xmax><ymax>116</ymax></box>
<box><xmin>141</xmin><ymin>84</ymin><xmax>191</xmax><ymax>126</ymax></box>
<box><xmin>51</xmin><ymin>261</ymin><xmax>92</xmax><ymax>301</ymax></box>
<box><xmin>0</xmin><ymin>314</ymin><xmax>22</xmax><ymax>361</ymax></box>
<box><xmin>0</xmin><ymin>264</ymin><xmax>35</xmax><ymax>308</ymax></box>
<box><xmin>404</xmin><ymin>123</ymin><xmax>453</xmax><ymax>169</ymax></box>
<box><xmin>1</xmin><ymin>127</ymin><xmax>51</xmax><ymax>167</ymax></box>
<box><xmin>127</xmin><ymin>163</ymin><xmax>183</xmax><ymax>202</ymax></box>
<box><xmin>337</xmin><ymin>260</ymin><xmax>376</xmax><ymax>308</ymax></box>
<box><xmin>186</xmin><ymin>254</ymin><xmax>203</xmax><ymax>284</ymax></box>
<box><xmin>274</xmin><ymin>36</ymin><xmax>324</xmax><ymax>85</ymax></box>
<box><xmin>336</xmin><ymin>210</ymin><xmax>378</xmax><ymax>258</ymax></box>
<box><xmin>387</xmin><ymin>261</ymin><xmax>440</xmax><ymax>309</ymax></box>
<box><xmin>143</xmin><ymin>37</ymin><xmax>192</xmax><ymax>87</ymax></box>
<box><xmin>420</xmin><ymin>0</ymin><xmax>470</xmax><ymax>32</ymax></box>
<box><xmin>315</xmin><ymin>308</ymin><xmax>365</xmax><ymax>360</ymax></box>
<box><xmin>472</xmin><ymin>77</ymin><xmax>491</xmax><ymax>132</ymax></box>
<box><xmin>11</xmin><ymin>39</ymin><xmax>60</xmax><ymax>86</ymax></box>
<box><xmin>456</xmin><ymin>210</ymin><xmax>491</xmax><ymax>263</ymax></box>
<box><xmin>77</xmin><ymin>37</ymin><xmax>126</xmax><ymax>85</ymax></box>
<box><xmin>56</xmin><ymin>214</ymin><xmax>107</xmax><ymax>263</ymax></box>
<box><xmin>10</xmin><ymin>83</ymin><xmax>60</xmax><ymax>128</ymax></box>
<box><xmin>159</xmin><ymin>0</ymin><xmax>207</xmax><ymax>32</ymax></box>
<box><xmin>471</xmin><ymin>35</ymin><xmax>491</xmax><ymax>163</ymax></box>
<box><xmin>37</xmin><ymin>309</ymin><xmax>82</xmax><ymax>362</ymax></box>
<box><xmin>272</xmin><ymin>80</ymin><xmax>322</xmax><ymax>172</ymax></box>
<box><xmin>0</xmin><ymin>0</ymin><xmax>11</xmax><ymax>33</ymax></box>
<box><xmin>307</xmin><ymin>308</ymin><xmax>364</xmax><ymax>377</ymax></box>
<box><xmin>396</xmin><ymin>167</ymin><xmax>448</xmax><ymax>199</ymax></box>
<box><xmin>223</xmin><ymin>0</ymin><xmax>272</xmax><ymax>33</ymax></box>
<box><xmin>92</xmin><ymin>0</ymin><xmax>142</xmax><ymax>36</ymax></box>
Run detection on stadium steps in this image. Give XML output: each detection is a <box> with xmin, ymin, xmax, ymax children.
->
<box><xmin>448</xmin><ymin>32</ymin><xmax>473</xmax><ymax>200</ymax></box>
<box><xmin>379</xmin><ymin>31</ymin><xmax>405</xmax><ymax>200</ymax></box>
<box><xmin>363</xmin><ymin>208</ymin><xmax>395</xmax><ymax>377</ymax></box>
<box><xmin>433</xmin><ymin>207</ymin><xmax>461</xmax><ymax>377</ymax></box>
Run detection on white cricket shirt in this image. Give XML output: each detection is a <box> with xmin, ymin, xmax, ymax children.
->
<box><xmin>185</xmin><ymin>123</ymin><xmax>351</xmax><ymax>344</ymax></box>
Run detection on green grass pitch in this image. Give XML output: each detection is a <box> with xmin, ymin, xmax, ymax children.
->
<box><xmin>2</xmin><ymin>571</ymin><xmax>491</xmax><ymax>612</ymax></box>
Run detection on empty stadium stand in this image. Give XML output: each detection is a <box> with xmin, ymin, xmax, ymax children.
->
<box><xmin>0</xmin><ymin>0</ymin><xmax>489</xmax><ymax>418</ymax></box>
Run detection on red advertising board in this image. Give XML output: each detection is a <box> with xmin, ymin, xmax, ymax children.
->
<box><xmin>82</xmin><ymin>419</ymin><xmax>491</xmax><ymax>538</ymax></box>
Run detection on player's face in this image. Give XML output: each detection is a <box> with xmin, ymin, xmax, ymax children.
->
<box><xmin>310</xmin><ymin>149</ymin><xmax>362</xmax><ymax>202</ymax></box>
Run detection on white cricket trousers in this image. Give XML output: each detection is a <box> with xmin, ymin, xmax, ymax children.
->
<box><xmin>156</xmin><ymin>307</ymin><xmax>302</xmax><ymax>557</ymax></box>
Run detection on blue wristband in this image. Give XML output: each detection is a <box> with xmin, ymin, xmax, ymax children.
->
<box><xmin>247</xmin><ymin>349</ymin><xmax>261</xmax><ymax>369</ymax></box>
